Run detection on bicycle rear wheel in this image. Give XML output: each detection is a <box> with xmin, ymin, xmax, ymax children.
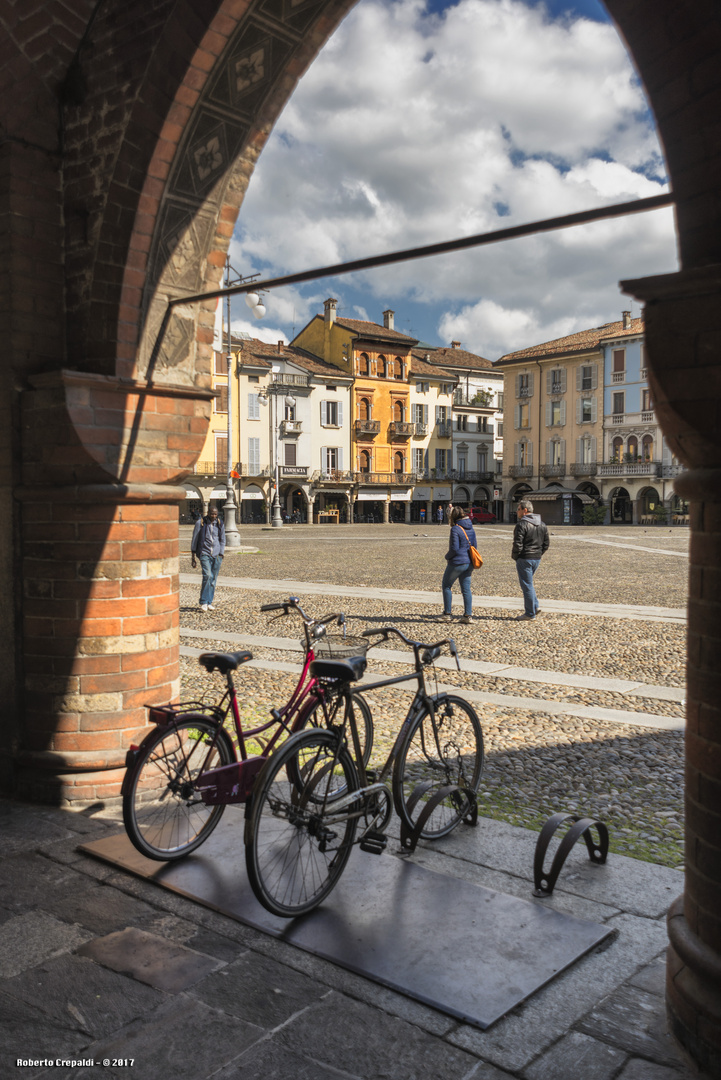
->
<box><xmin>298</xmin><ymin>691</ymin><xmax>374</xmax><ymax>767</ymax></box>
<box><xmin>123</xmin><ymin>717</ymin><xmax>233</xmax><ymax>860</ymax></box>
<box><xmin>245</xmin><ymin>728</ymin><xmax>359</xmax><ymax>917</ymax></box>
<box><xmin>392</xmin><ymin>695</ymin><xmax>484</xmax><ymax>840</ymax></box>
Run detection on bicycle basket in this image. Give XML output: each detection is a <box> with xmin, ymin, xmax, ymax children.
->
<box><xmin>306</xmin><ymin>635</ymin><xmax>370</xmax><ymax>659</ymax></box>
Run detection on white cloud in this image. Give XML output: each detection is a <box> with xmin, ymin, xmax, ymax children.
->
<box><xmin>233</xmin><ymin>0</ymin><xmax>678</xmax><ymax>356</ymax></box>
<box><xmin>230</xmin><ymin>319</ymin><xmax>288</xmax><ymax>346</ymax></box>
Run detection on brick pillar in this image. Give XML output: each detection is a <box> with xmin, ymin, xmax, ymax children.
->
<box><xmin>16</xmin><ymin>485</ymin><xmax>183</xmax><ymax>805</ymax></box>
<box><xmin>623</xmin><ymin>267</ymin><xmax>721</xmax><ymax>1076</ymax></box>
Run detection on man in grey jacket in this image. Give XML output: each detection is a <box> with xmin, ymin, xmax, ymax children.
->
<box><xmin>511</xmin><ymin>499</ymin><xmax>549</xmax><ymax>621</ymax></box>
<box><xmin>191</xmin><ymin>507</ymin><xmax>226</xmax><ymax>611</ymax></box>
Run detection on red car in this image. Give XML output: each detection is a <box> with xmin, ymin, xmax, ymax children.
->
<box><xmin>469</xmin><ymin>507</ymin><xmax>497</xmax><ymax>524</ymax></box>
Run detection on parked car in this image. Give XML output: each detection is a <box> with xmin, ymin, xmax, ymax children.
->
<box><xmin>469</xmin><ymin>506</ymin><xmax>497</xmax><ymax>524</ymax></box>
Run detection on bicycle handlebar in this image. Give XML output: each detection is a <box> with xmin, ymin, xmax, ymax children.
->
<box><xmin>361</xmin><ymin>626</ymin><xmax>461</xmax><ymax>669</ymax></box>
<box><xmin>260</xmin><ymin>597</ymin><xmax>345</xmax><ymax>631</ymax></box>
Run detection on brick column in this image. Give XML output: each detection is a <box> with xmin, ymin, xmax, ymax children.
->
<box><xmin>16</xmin><ymin>484</ymin><xmax>183</xmax><ymax>804</ymax></box>
<box><xmin>623</xmin><ymin>267</ymin><xmax>721</xmax><ymax>1076</ymax></box>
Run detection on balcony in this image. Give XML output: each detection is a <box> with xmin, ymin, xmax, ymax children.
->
<box><xmin>195</xmin><ymin>460</ymin><xmax>227</xmax><ymax>474</ymax></box>
<box><xmin>353</xmin><ymin>471</ymin><xmax>415</xmax><ymax>485</ymax></box>
<box><xmin>413</xmin><ymin>422</ymin><xmax>428</xmax><ymax>437</ymax></box>
<box><xmin>612</xmin><ymin>372</ymin><xmax>625</xmax><ymax>383</ymax></box>
<box><xmin>388</xmin><ymin>421</ymin><xmax>414</xmax><ymax>438</ymax></box>
<box><xmin>570</xmin><ymin>462</ymin><xmax>598</xmax><ymax>476</ymax></box>
<box><xmin>453</xmin><ymin>389</ymin><xmax>493</xmax><ymax>407</ymax></box>
<box><xmin>599</xmin><ymin>460</ymin><xmax>661</xmax><ymax>478</ymax></box>
<box><xmin>354</xmin><ymin>419</ymin><xmax>381</xmax><ymax>436</ymax></box>
<box><xmin>451</xmin><ymin>470</ymin><xmax>495</xmax><ymax>483</ymax></box>
<box><xmin>549</xmin><ymin>382</ymin><xmax>564</xmax><ymax>396</ymax></box>
<box><xmin>540</xmin><ymin>464</ymin><xmax>566</xmax><ymax>478</ymax></box>
<box><xmin>280</xmin><ymin>419</ymin><xmax>302</xmax><ymax>435</ymax></box>
<box><xmin>518</xmin><ymin>386</ymin><xmax>533</xmax><ymax>398</ymax></box>
<box><xmin>272</xmin><ymin>373</ymin><xmax>310</xmax><ymax>387</ymax></box>
<box><xmin>508</xmin><ymin>465</ymin><xmax>533</xmax><ymax>477</ymax></box>
<box><xmin>659</xmin><ymin>464</ymin><xmax>685</xmax><ymax>478</ymax></box>
<box><xmin>313</xmin><ymin>470</ymin><xmax>354</xmax><ymax>484</ymax></box>
<box><xmin>611</xmin><ymin>414</ymin><xmax>625</xmax><ymax>424</ymax></box>
<box><xmin>238</xmin><ymin>462</ymin><xmax>273</xmax><ymax>477</ymax></box>
<box><xmin>641</xmin><ymin>411</ymin><xmax>654</xmax><ymax>423</ymax></box>
<box><xmin>436</xmin><ymin>422</ymin><xmax>452</xmax><ymax>438</ymax></box>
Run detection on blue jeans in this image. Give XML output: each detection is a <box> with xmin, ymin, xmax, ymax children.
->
<box><xmin>442</xmin><ymin>562</ymin><xmax>473</xmax><ymax>616</ymax></box>
<box><xmin>199</xmin><ymin>554</ymin><xmax>222</xmax><ymax>605</ymax></box>
<box><xmin>516</xmin><ymin>557</ymin><xmax>540</xmax><ymax>616</ymax></box>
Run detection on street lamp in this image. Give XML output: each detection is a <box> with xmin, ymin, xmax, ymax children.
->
<box><xmin>271</xmin><ymin>391</ymin><xmax>296</xmax><ymax>528</ymax></box>
<box><xmin>222</xmin><ymin>257</ymin><xmax>264</xmax><ymax>548</ymax></box>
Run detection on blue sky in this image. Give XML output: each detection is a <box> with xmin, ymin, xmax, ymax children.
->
<box><xmin>229</xmin><ymin>0</ymin><xmax>677</xmax><ymax>359</ymax></box>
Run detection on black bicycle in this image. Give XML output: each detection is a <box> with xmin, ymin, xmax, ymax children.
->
<box><xmin>244</xmin><ymin>626</ymin><xmax>484</xmax><ymax>917</ymax></box>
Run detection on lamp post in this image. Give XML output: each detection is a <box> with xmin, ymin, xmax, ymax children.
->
<box><xmin>221</xmin><ymin>257</ymin><xmax>264</xmax><ymax>547</ymax></box>
<box><xmin>271</xmin><ymin>389</ymin><xmax>296</xmax><ymax>527</ymax></box>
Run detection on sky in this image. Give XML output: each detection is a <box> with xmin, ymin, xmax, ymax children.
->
<box><xmin>227</xmin><ymin>0</ymin><xmax>678</xmax><ymax>360</ymax></box>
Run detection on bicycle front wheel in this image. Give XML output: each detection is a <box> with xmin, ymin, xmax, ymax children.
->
<box><xmin>245</xmin><ymin>728</ymin><xmax>359</xmax><ymax>917</ymax></box>
<box><xmin>297</xmin><ymin>691</ymin><xmax>374</xmax><ymax>767</ymax></box>
<box><xmin>123</xmin><ymin>717</ymin><xmax>233</xmax><ymax>860</ymax></box>
<box><xmin>392</xmin><ymin>695</ymin><xmax>484</xmax><ymax>840</ymax></box>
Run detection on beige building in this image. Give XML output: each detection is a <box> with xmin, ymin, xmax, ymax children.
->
<box><xmin>496</xmin><ymin>325</ymin><xmax>606</xmax><ymax>524</ymax></box>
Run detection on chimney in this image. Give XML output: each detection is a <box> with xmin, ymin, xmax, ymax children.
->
<box><xmin>324</xmin><ymin>298</ymin><xmax>337</xmax><ymax>325</ymax></box>
<box><xmin>383</xmin><ymin>309</ymin><xmax>394</xmax><ymax>330</ymax></box>
<box><xmin>622</xmin><ymin>310</ymin><xmax>632</xmax><ymax>330</ymax></box>
<box><xmin>451</xmin><ymin>340</ymin><xmax>461</xmax><ymax>349</ymax></box>
<box><xmin>277</xmin><ymin>340</ymin><xmax>283</xmax><ymax>354</ymax></box>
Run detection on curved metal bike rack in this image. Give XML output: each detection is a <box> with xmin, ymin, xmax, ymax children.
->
<box><xmin>533</xmin><ymin>812</ymin><xmax>609</xmax><ymax>897</ymax></box>
<box><xmin>400</xmin><ymin>784</ymin><xmax>478</xmax><ymax>854</ymax></box>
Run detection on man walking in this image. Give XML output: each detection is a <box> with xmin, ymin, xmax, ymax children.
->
<box><xmin>191</xmin><ymin>506</ymin><xmax>225</xmax><ymax>611</ymax></box>
<box><xmin>511</xmin><ymin>499</ymin><xmax>549</xmax><ymax>621</ymax></box>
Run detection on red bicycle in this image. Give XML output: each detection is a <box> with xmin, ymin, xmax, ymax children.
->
<box><xmin>121</xmin><ymin>597</ymin><xmax>372</xmax><ymax>861</ymax></box>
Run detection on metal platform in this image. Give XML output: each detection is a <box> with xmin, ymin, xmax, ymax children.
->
<box><xmin>81</xmin><ymin>811</ymin><xmax>613</xmax><ymax>1030</ymax></box>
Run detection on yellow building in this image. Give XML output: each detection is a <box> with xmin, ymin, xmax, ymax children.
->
<box><xmin>293</xmin><ymin>300</ymin><xmax>456</xmax><ymax>522</ymax></box>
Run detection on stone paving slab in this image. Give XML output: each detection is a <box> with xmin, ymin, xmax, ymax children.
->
<box><xmin>0</xmin><ymin>911</ymin><xmax>92</xmax><ymax>978</ymax></box>
<box><xmin>522</xmin><ymin>1030</ymin><xmax>629</xmax><ymax>1080</ymax></box>
<box><xmin>576</xmin><ymin>983</ymin><xmax>692</xmax><ymax>1069</ymax></box>
<box><xmin>179</xmin><ymin>574</ymin><xmax>686</xmax><ymax>623</ymax></box>
<box><xmin>78</xmin><ymin>927</ymin><xmax>225</xmax><ymax>993</ymax></box>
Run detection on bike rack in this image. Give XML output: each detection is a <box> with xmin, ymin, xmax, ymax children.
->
<box><xmin>533</xmin><ymin>812</ymin><xmax>609</xmax><ymax>897</ymax></box>
<box><xmin>400</xmin><ymin>784</ymin><xmax>478</xmax><ymax>854</ymax></box>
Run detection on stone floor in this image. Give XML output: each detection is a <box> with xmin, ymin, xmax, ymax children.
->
<box><xmin>3</xmin><ymin>523</ymin><xmax>699</xmax><ymax>1078</ymax></box>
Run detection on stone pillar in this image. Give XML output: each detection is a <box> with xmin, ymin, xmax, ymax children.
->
<box><xmin>404</xmin><ymin>500</ymin><xmax>411</xmax><ymax>524</ymax></box>
<box><xmin>383</xmin><ymin>496</ymin><xmax>390</xmax><ymax>524</ymax></box>
<box><xmin>623</xmin><ymin>267</ymin><xmax>721</xmax><ymax>1076</ymax></box>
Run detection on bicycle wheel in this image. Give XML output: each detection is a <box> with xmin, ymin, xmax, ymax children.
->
<box><xmin>245</xmin><ymin>728</ymin><xmax>359</xmax><ymax>917</ymax></box>
<box><xmin>298</xmin><ymin>691</ymin><xmax>374</xmax><ymax>767</ymax></box>
<box><xmin>123</xmin><ymin>717</ymin><xmax>234</xmax><ymax>860</ymax></box>
<box><xmin>392</xmin><ymin>695</ymin><xmax>484</xmax><ymax>840</ymax></box>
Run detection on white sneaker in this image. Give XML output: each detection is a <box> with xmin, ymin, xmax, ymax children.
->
<box><xmin>200</xmin><ymin>603</ymin><xmax>208</xmax><ymax>611</ymax></box>
<box><xmin>207</xmin><ymin>604</ymin><xmax>216</xmax><ymax>610</ymax></box>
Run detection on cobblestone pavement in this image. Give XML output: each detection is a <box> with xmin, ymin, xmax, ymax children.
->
<box><xmin>178</xmin><ymin>522</ymin><xmax>687</xmax><ymax>872</ymax></box>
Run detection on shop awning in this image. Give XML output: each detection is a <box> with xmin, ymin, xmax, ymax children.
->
<box><xmin>524</xmin><ymin>488</ymin><xmax>594</xmax><ymax>504</ymax></box>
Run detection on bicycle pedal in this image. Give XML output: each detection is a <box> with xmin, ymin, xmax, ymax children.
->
<box><xmin>360</xmin><ymin>831</ymin><xmax>387</xmax><ymax>855</ymax></box>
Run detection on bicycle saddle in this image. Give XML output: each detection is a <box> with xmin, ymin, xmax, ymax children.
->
<box><xmin>309</xmin><ymin>656</ymin><xmax>367</xmax><ymax>683</ymax></box>
<box><xmin>199</xmin><ymin>651</ymin><xmax>253</xmax><ymax>674</ymax></box>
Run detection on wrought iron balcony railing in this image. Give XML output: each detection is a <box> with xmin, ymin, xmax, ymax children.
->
<box><xmin>570</xmin><ymin>462</ymin><xmax>598</xmax><ymax>476</ymax></box>
<box><xmin>540</xmin><ymin>464</ymin><xmax>566</xmax><ymax>477</ymax></box>
<box><xmin>354</xmin><ymin>419</ymin><xmax>381</xmax><ymax>435</ymax></box>
<box><xmin>413</xmin><ymin>422</ymin><xmax>428</xmax><ymax>436</ymax></box>
<box><xmin>436</xmin><ymin>422</ymin><xmax>452</xmax><ymax>438</ymax></box>
<box><xmin>388</xmin><ymin>421</ymin><xmax>414</xmax><ymax>437</ymax></box>
<box><xmin>508</xmin><ymin>465</ymin><xmax>533</xmax><ymax>477</ymax></box>
<box><xmin>353</xmin><ymin>471</ymin><xmax>415</xmax><ymax>485</ymax></box>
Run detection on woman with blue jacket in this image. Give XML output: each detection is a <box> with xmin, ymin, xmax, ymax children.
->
<box><xmin>441</xmin><ymin>506</ymin><xmax>477</xmax><ymax>624</ymax></box>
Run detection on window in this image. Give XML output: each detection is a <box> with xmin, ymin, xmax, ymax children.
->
<box><xmin>642</xmin><ymin>435</ymin><xmax>654</xmax><ymax>461</ymax></box>
<box><xmin>321</xmin><ymin>446</ymin><xmax>343</xmax><ymax>473</ymax></box>
<box><xmin>393</xmin><ymin>400</ymin><xmax>405</xmax><ymax>422</ymax></box>
<box><xmin>612</xmin><ymin>436</ymin><xmax>623</xmax><ymax>462</ymax></box>
<box><xmin>516</xmin><ymin>372</ymin><xmax>534</xmax><ymax>397</ymax></box>
<box><xmin>358</xmin><ymin>354</ymin><xmax>370</xmax><ymax>376</ymax></box>
<box><xmin>545</xmin><ymin>400</ymin><xmax>566</xmax><ymax>426</ymax></box>
<box><xmin>436</xmin><ymin>405</ymin><xmax>448</xmax><ymax>423</ymax></box>
<box><xmin>613</xmin><ymin>349</ymin><xmax>625</xmax><ymax>372</ymax></box>
<box><xmin>248</xmin><ymin>393</ymin><xmax>260</xmax><ymax>419</ymax></box>
<box><xmin>215</xmin><ymin>385</ymin><xmax>228</xmax><ymax>413</ymax></box>
<box><xmin>517</xmin><ymin>441</ymin><xmax>532</xmax><ymax>466</ymax></box>
<box><xmin>547</xmin><ymin>368</ymin><xmax>566</xmax><ymax>395</ymax></box>
<box><xmin>478</xmin><ymin>451</ymin><xmax>487</xmax><ymax>472</ymax></box>
<box><xmin>435</xmin><ymin>448</ymin><xmax>448</xmax><ymax>472</ymax></box>
<box><xmin>628</xmin><ymin>435</ymin><xmax>639</xmax><ymax>460</ymax></box>
<box><xmin>284</xmin><ymin>401</ymin><xmax>295</xmax><ymax>421</ymax></box>
<box><xmin>515</xmin><ymin>403</ymin><xmax>530</xmax><ymax>428</ymax></box>
<box><xmin>579</xmin><ymin>436</ymin><xmax>594</xmax><ymax>464</ymax></box>
<box><xmin>413</xmin><ymin>448</ymin><xmax>425</xmax><ymax>472</ymax></box>
<box><xmin>214</xmin><ymin>351</ymin><xmax>227</xmax><ymax>375</ymax></box>
<box><xmin>248</xmin><ymin>374</ymin><xmax>259</xmax><ymax>384</ymax></box>
<box><xmin>415</xmin><ymin>381</ymin><xmax>429</xmax><ymax>392</ymax></box>
<box><xmin>394</xmin><ymin>451</ymin><xmax>405</xmax><ymax>473</ymax></box>
<box><xmin>378</xmin><ymin>356</ymin><xmax>387</xmax><ymax>378</ymax></box>
<box><xmin>284</xmin><ymin>442</ymin><xmax>296</xmax><ymax>466</ymax></box>
<box><xmin>358</xmin><ymin>397</ymin><xmax>371</xmax><ymax>420</ymax></box>
<box><xmin>613</xmin><ymin>392</ymin><xmax>624</xmax><ymax>415</ymax></box>
<box><xmin>497</xmin><ymin>392</ymin><xmax>504</xmax><ymax>409</ymax></box>
<box><xmin>642</xmin><ymin>388</ymin><xmax>653</xmax><ymax>412</ymax></box>
<box><xmin>411</xmin><ymin>403</ymin><xmax>428</xmax><ymax>424</ymax></box>
<box><xmin>393</xmin><ymin>357</ymin><xmax>403</xmax><ymax>379</ymax></box>
<box><xmin>498</xmin><ymin>423</ymin><xmax>503</xmax><ymax>438</ymax></box>
<box><xmin>247</xmin><ymin>437</ymin><xmax>259</xmax><ymax>474</ymax></box>
<box><xmin>321</xmin><ymin>400</ymin><xmax>342</xmax><ymax>426</ymax></box>
<box><xmin>359</xmin><ymin>449</ymin><xmax>371</xmax><ymax>472</ymax></box>
<box><xmin>456</xmin><ymin>414</ymin><xmax>468</xmax><ymax>431</ymax></box>
<box><xmin>327</xmin><ymin>384</ymin><xmax>337</xmax><ymax>391</ymax></box>
<box><xmin>548</xmin><ymin>439</ymin><xmax>565</xmax><ymax>466</ymax></box>
<box><xmin>441</xmin><ymin>383</ymin><xmax>453</xmax><ymax>396</ymax></box>
<box><xmin>578</xmin><ymin>364</ymin><xmax>597</xmax><ymax>391</ymax></box>
<box><xmin>579</xmin><ymin>398</ymin><xmax>595</xmax><ymax>423</ymax></box>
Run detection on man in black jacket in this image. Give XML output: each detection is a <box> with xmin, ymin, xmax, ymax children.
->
<box><xmin>511</xmin><ymin>499</ymin><xmax>549</xmax><ymax>621</ymax></box>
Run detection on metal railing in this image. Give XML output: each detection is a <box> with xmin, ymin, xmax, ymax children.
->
<box><xmin>570</xmin><ymin>462</ymin><xmax>598</xmax><ymax>476</ymax></box>
<box><xmin>388</xmin><ymin>421</ymin><xmax>414</xmax><ymax>437</ymax></box>
<box><xmin>518</xmin><ymin>386</ymin><xmax>533</xmax><ymax>397</ymax></box>
<box><xmin>540</xmin><ymin>464</ymin><xmax>566</xmax><ymax>477</ymax></box>
<box><xmin>436</xmin><ymin>422</ymin><xmax>452</xmax><ymax>438</ymax></box>
<box><xmin>353</xmin><ymin>471</ymin><xmax>415</xmax><ymax>485</ymax></box>
<box><xmin>413</xmin><ymin>422</ymin><xmax>428</xmax><ymax>436</ymax></box>
<box><xmin>354</xmin><ymin>419</ymin><xmax>381</xmax><ymax>434</ymax></box>
<box><xmin>195</xmin><ymin>460</ymin><xmax>227</xmax><ymax>474</ymax></box>
<box><xmin>508</xmin><ymin>465</ymin><xmax>533</xmax><ymax>477</ymax></box>
<box><xmin>238</xmin><ymin>463</ymin><xmax>273</xmax><ymax>477</ymax></box>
